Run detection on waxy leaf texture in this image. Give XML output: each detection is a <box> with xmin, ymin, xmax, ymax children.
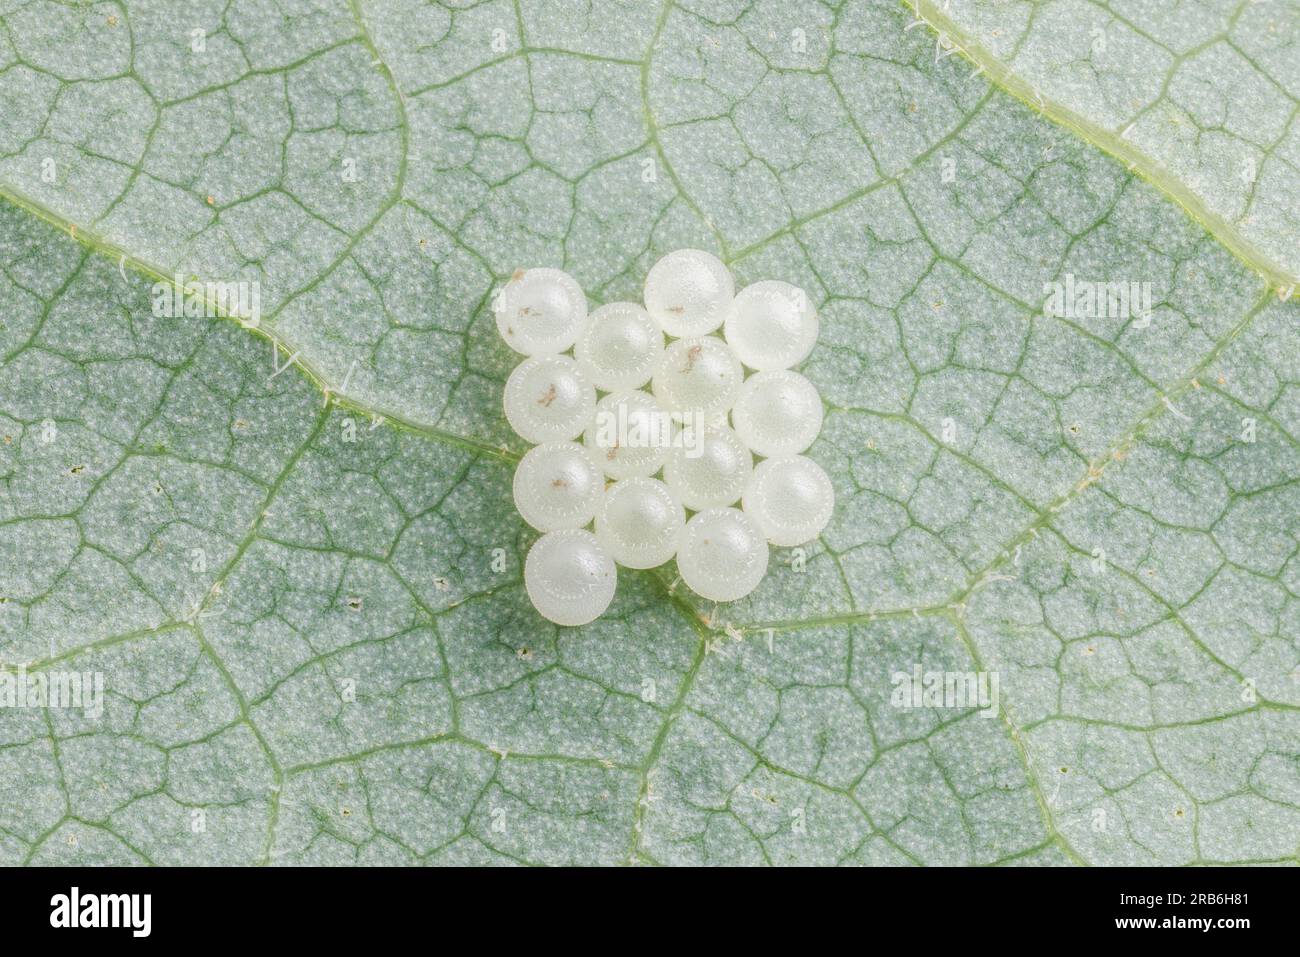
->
<box><xmin>0</xmin><ymin>0</ymin><xmax>1296</xmax><ymax>865</ymax></box>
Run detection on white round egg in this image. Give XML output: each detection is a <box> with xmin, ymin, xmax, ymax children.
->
<box><xmin>730</xmin><ymin>370</ymin><xmax>823</xmax><ymax>458</ymax></box>
<box><xmin>723</xmin><ymin>280</ymin><xmax>818</xmax><ymax>371</ymax></box>
<box><xmin>513</xmin><ymin>442</ymin><xmax>604</xmax><ymax>532</ymax></box>
<box><xmin>643</xmin><ymin>249</ymin><xmax>734</xmax><ymax>337</ymax></box>
<box><xmin>504</xmin><ymin>355</ymin><xmax>596</xmax><ymax>444</ymax></box>
<box><xmin>524</xmin><ymin>529</ymin><xmax>617</xmax><ymax>626</ymax></box>
<box><xmin>663</xmin><ymin>424</ymin><xmax>752</xmax><ymax>510</ymax></box>
<box><xmin>584</xmin><ymin>390</ymin><xmax>672</xmax><ymax>479</ymax></box>
<box><xmin>494</xmin><ymin>267</ymin><xmax>588</xmax><ymax>356</ymax></box>
<box><xmin>574</xmin><ymin>301</ymin><xmax>663</xmax><ymax>392</ymax></box>
<box><xmin>651</xmin><ymin>337</ymin><xmax>743</xmax><ymax>419</ymax></box>
<box><xmin>595</xmin><ymin>477</ymin><xmax>685</xmax><ymax>569</ymax></box>
<box><xmin>742</xmin><ymin>455</ymin><xmax>834</xmax><ymax>547</ymax></box>
<box><xmin>676</xmin><ymin>507</ymin><xmax>768</xmax><ymax>602</ymax></box>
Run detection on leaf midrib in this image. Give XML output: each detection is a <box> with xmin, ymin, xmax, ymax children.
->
<box><xmin>905</xmin><ymin>0</ymin><xmax>1298</xmax><ymax>293</ymax></box>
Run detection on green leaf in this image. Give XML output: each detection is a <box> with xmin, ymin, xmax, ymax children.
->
<box><xmin>911</xmin><ymin>0</ymin><xmax>1300</xmax><ymax>291</ymax></box>
<box><xmin>0</xmin><ymin>0</ymin><xmax>1296</xmax><ymax>866</ymax></box>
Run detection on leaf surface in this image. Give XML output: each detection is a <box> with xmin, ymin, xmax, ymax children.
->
<box><xmin>910</xmin><ymin>0</ymin><xmax>1300</xmax><ymax>290</ymax></box>
<box><xmin>0</xmin><ymin>0</ymin><xmax>1296</xmax><ymax>865</ymax></box>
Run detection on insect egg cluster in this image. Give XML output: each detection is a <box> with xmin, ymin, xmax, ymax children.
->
<box><xmin>496</xmin><ymin>250</ymin><xmax>833</xmax><ymax>626</ymax></box>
